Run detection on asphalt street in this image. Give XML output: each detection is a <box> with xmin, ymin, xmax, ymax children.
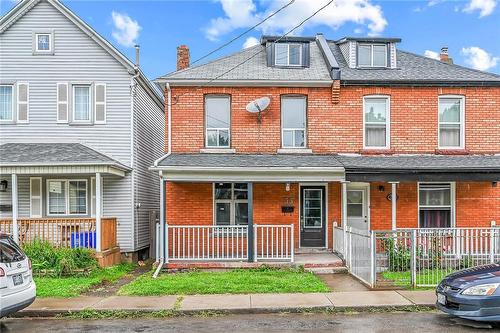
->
<box><xmin>1</xmin><ymin>312</ymin><xmax>499</xmax><ymax>333</ymax></box>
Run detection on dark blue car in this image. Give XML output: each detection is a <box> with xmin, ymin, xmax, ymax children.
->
<box><xmin>436</xmin><ymin>263</ymin><xmax>500</xmax><ymax>322</ymax></box>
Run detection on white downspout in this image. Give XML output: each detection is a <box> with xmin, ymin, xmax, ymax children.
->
<box><xmin>153</xmin><ymin>82</ymin><xmax>171</xmax><ymax>278</ymax></box>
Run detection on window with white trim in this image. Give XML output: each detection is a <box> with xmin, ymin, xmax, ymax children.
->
<box><xmin>358</xmin><ymin>44</ymin><xmax>387</xmax><ymax>67</ymax></box>
<box><xmin>439</xmin><ymin>96</ymin><xmax>464</xmax><ymax>149</ymax></box>
<box><xmin>205</xmin><ymin>95</ymin><xmax>230</xmax><ymax>148</ymax></box>
<box><xmin>35</xmin><ymin>33</ymin><xmax>51</xmax><ymax>52</ymax></box>
<box><xmin>73</xmin><ymin>85</ymin><xmax>91</xmax><ymax>122</ymax></box>
<box><xmin>364</xmin><ymin>96</ymin><xmax>390</xmax><ymax>148</ymax></box>
<box><xmin>214</xmin><ymin>183</ymin><xmax>248</xmax><ymax>225</ymax></box>
<box><xmin>0</xmin><ymin>85</ymin><xmax>13</xmax><ymax>121</ymax></box>
<box><xmin>275</xmin><ymin>43</ymin><xmax>302</xmax><ymax>66</ymax></box>
<box><xmin>418</xmin><ymin>183</ymin><xmax>454</xmax><ymax>228</ymax></box>
<box><xmin>47</xmin><ymin>180</ymin><xmax>87</xmax><ymax>216</ymax></box>
<box><xmin>281</xmin><ymin>95</ymin><xmax>306</xmax><ymax>148</ymax></box>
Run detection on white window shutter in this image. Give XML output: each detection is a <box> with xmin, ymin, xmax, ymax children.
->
<box><xmin>91</xmin><ymin>177</ymin><xmax>96</xmax><ymax>217</ymax></box>
<box><xmin>94</xmin><ymin>83</ymin><xmax>106</xmax><ymax>124</ymax></box>
<box><xmin>30</xmin><ymin>177</ymin><xmax>42</xmax><ymax>218</ymax></box>
<box><xmin>17</xmin><ymin>83</ymin><xmax>29</xmax><ymax>123</ymax></box>
<box><xmin>57</xmin><ymin>83</ymin><xmax>68</xmax><ymax>123</ymax></box>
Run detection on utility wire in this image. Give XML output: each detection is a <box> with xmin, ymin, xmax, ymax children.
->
<box><xmin>173</xmin><ymin>0</ymin><xmax>335</xmax><ymax>102</ymax></box>
<box><xmin>190</xmin><ymin>0</ymin><xmax>296</xmax><ymax>67</ymax></box>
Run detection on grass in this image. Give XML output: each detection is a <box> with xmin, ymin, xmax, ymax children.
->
<box><xmin>35</xmin><ymin>263</ymin><xmax>135</xmax><ymax>297</ymax></box>
<box><xmin>381</xmin><ymin>269</ymin><xmax>454</xmax><ymax>287</ymax></box>
<box><xmin>118</xmin><ymin>267</ymin><xmax>330</xmax><ymax>296</ymax></box>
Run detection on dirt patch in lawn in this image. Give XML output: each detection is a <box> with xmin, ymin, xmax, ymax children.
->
<box><xmin>84</xmin><ymin>262</ymin><xmax>151</xmax><ymax>297</ymax></box>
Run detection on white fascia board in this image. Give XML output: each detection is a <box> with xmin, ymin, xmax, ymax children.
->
<box><xmin>154</xmin><ymin>79</ymin><xmax>333</xmax><ymax>88</ymax></box>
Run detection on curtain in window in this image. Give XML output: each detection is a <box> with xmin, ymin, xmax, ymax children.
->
<box><xmin>439</xmin><ymin>98</ymin><xmax>461</xmax><ymax>147</ymax></box>
<box><xmin>0</xmin><ymin>86</ymin><xmax>13</xmax><ymax>120</ymax></box>
<box><xmin>364</xmin><ymin>98</ymin><xmax>387</xmax><ymax>147</ymax></box>
<box><xmin>74</xmin><ymin>86</ymin><xmax>90</xmax><ymax>121</ymax></box>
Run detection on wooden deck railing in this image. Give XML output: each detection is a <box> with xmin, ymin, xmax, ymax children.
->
<box><xmin>0</xmin><ymin>217</ymin><xmax>117</xmax><ymax>251</ymax></box>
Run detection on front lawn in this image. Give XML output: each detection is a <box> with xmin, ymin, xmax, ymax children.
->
<box><xmin>118</xmin><ymin>267</ymin><xmax>329</xmax><ymax>296</ymax></box>
<box><xmin>381</xmin><ymin>269</ymin><xmax>454</xmax><ymax>287</ymax></box>
<box><xmin>35</xmin><ymin>263</ymin><xmax>135</xmax><ymax>297</ymax></box>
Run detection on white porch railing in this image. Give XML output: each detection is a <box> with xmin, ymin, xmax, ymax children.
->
<box><xmin>161</xmin><ymin>224</ymin><xmax>294</xmax><ymax>262</ymax></box>
<box><xmin>167</xmin><ymin>225</ymin><xmax>248</xmax><ymax>261</ymax></box>
<box><xmin>254</xmin><ymin>224</ymin><xmax>294</xmax><ymax>262</ymax></box>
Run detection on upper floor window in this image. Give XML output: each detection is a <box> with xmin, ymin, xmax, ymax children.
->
<box><xmin>358</xmin><ymin>44</ymin><xmax>387</xmax><ymax>67</ymax></box>
<box><xmin>73</xmin><ymin>85</ymin><xmax>91</xmax><ymax>122</ymax></box>
<box><xmin>438</xmin><ymin>96</ymin><xmax>464</xmax><ymax>149</ymax></box>
<box><xmin>281</xmin><ymin>96</ymin><xmax>306</xmax><ymax>148</ymax></box>
<box><xmin>275</xmin><ymin>43</ymin><xmax>302</xmax><ymax>66</ymax></box>
<box><xmin>36</xmin><ymin>34</ymin><xmax>51</xmax><ymax>51</ymax></box>
<box><xmin>0</xmin><ymin>85</ymin><xmax>13</xmax><ymax>121</ymax></box>
<box><xmin>205</xmin><ymin>95</ymin><xmax>230</xmax><ymax>148</ymax></box>
<box><xmin>364</xmin><ymin>96</ymin><xmax>390</xmax><ymax>149</ymax></box>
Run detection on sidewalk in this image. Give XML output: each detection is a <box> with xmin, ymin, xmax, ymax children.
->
<box><xmin>19</xmin><ymin>290</ymin><xmax>437</xmax><ymax>317</ymax></box>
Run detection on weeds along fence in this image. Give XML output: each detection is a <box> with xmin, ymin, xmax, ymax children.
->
<box><xmin>333</xmin><ymin>223</ymin><xmax>500</xmax><ymax>288</ymax></box>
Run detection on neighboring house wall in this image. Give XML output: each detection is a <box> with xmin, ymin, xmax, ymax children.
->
<box><xmin>0</xmin><ymin>1</ymin><xmax>164</xmax><ymax>253</ymax></box>
<box><xmin>168</xmin><ymin>86</ymin><xmax>500</xmax><ymax>154</ymax></box>
<box><xmin>132</xmin><ymin>82</ymin><xmax>164</xmax><ymax>250</ymax></box>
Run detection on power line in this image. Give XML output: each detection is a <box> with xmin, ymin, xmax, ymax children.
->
<box><xmin>173</xmin><ymin>0</ymin><xmax>335</xmax><ymax>103</ymax></box>
<box><xmin>190</xmin><ymin>0</ymin><xmax>296</xmax><ymax>67</ymax></box>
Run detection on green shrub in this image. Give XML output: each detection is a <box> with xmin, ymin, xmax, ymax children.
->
<box><xmin>382</xmin><ymin>237</ymin><xmax>411</xmax><ymax>272</ymax></box>
<box><xmin>22</xmin><ymin>239</ymin><xmax>98</xmax><ymax>276</ymax></box>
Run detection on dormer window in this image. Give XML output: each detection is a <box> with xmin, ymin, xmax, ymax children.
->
<box><xmin>358</xmin><ymin>44</ymin><xmax>387</xmax><ymax>67</ymax></box>
<box><xmin>275</xmin><ymin>43</ymin><xmax>302</xmax><ymax>66</ymax></box>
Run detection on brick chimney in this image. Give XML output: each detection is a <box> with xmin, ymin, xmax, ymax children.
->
<box><xmin>177</xmin><ymin>45</ymin><xmax>190</xmax><ymax>71</ymax></box>
<box><xmin>440</xmin><ymin>47</ymin><xmax>453</xmax><ymax>64</ymax></box>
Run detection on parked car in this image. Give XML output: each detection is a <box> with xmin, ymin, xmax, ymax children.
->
<box><xmin>0</xmin><ymin>233</ymin><xmax>36</xmax><ymax>318</ymax></box>
<box><xmin>436</xmin><ymin>263</ymin><xmax>500</xmax><ymax>322</ymax></box>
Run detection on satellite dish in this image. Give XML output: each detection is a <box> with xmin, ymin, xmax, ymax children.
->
<box><xmin>246</xmin><ymin>97</ymin><xmax>271</xmax><ymax>113</ymax></box>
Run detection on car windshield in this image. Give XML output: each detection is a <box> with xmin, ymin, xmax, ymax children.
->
<box><xmin>0</xmin><ymin>236</ymin><xmax>25</xmax><ymax>263</ymax></box>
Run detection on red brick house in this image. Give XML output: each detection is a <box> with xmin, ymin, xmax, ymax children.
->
<box><xmin>152</xmin><ymin>35</ymin><xmax>500</xmax><ymax>264</ymax></box>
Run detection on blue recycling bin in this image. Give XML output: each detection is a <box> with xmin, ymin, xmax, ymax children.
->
<box><xmin>71</xmin><ymin>231</ymin><xmax>96</xmax><ymax>249</ymax></box>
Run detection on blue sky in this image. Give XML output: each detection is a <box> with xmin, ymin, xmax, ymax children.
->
<box><xmin>1</xmin><ymin>0</ymin><xmax>499</xmax><ymax>79</ymax></box>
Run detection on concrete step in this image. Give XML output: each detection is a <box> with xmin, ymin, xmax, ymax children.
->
<box><xmin>305</xmin><ymin>266</ymin><xmax>348</xmax><ymax>274</ymax></box>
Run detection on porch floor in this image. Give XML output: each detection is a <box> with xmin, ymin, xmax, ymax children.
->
<box><xmin>165</xmin><ymin>252</ymin><xmax>344</xmax><ymax>271</ymax></box>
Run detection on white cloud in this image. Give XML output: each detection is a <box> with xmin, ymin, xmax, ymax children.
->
<box><xmin>243</xmin><ymin>36</ymin><xmax>260</xmax><ymax>49</ymax></box>
<box><xmin>424</xmin><ymin>50</ymin><xmax>440</xmax><ymax>60</ymax></box>
<box><xmin>461</xmin><ymin>46</ymin><xmax>499</xmax><ymax>71</ymax></box>
<box><xmin>463</xmin><ymin>0</ymin><xmax>497</xmax><ymax>17</ymax></box>
<box><xmin>111</xmin><ymin>11</ymin><xmax>141</xmax><ymax>47</ymax></box>
<box><xmin>205</xmin><ymin>0</ymin><xmax>387</xmax><ymax>41</ymax></box>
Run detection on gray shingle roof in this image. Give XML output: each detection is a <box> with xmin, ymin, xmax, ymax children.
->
<box><xmin>338</xmin><ymin>155</ymin><xmax>500</xmax><ymax>171</ymax></box>
<box><xmin>329</xmin><ymin>42</ymin><xmax>500</xmax><ymax>84</ymax></box>
<box><xmin>157</xmin><ymin>153</ymin><xmax>343</xmax><ymax>168</ymax></box>
<box><xmin>0</xmin><ymin>143</ymin><xmax>130</xmax><ymax>170</ymax></box>
<box><xmin>157</xmin><ymin>153</ymin><xmax>500</xmax><ymax>172</ymax></box>
<box><xmin>157</xmin><ymin>43</ymin><xmax>332</xmax><ymax>83</ymax></box>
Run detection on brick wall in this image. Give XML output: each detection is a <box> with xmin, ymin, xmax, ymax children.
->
<box><xmin>167</xmin><ymin>85</ymin><xmax>500</xmax><ymax>154</ymax></box>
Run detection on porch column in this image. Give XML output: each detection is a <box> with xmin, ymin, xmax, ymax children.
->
<box><xmin>11</xmin><ymin>173</ymin><xmax>18</xmax><ymax>244</ymax></box>
<box><xmin>95</xmin><ymin>172</ymin><xmax>102</xmax><ymax>252</ymax></box>
<box><xmin>390</xmin><ymin>182</ymin><xmax>399</xmax><ymax>231</ymax></box>
<box><xmin>247</xmin><ymin>182</ymin><xmax>254</xmax><ymax>262</ymax></box>
<box><xmin>341</xmin><ymin>181</ymin><xmax>348</xmax><ymax>257</ymax></box>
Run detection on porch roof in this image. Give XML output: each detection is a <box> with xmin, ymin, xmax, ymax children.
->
<box><xmin>0</xmin><ymin>143</ymin><xmax>131</xmax><ymax>176</ymax></box>
<box><xmin>153</xmin><ymin>153</ymin><xmax>344</xmax><ymax>182</ymax></box>
<box><xmin>339</xmin><ymin>155</ymin><xmax>500</xmax><ymax>182</ymax></box>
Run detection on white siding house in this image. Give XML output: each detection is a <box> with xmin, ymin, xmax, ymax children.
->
<box><xmin>0</xmin><ymin>0</ymin><xmax>164</xmax><ymax>257</ymax></box>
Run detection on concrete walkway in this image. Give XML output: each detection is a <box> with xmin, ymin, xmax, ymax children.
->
<box><xmin>19</xmin><ymin>290</ymin><xmax>437</xmax><ymax>316</ymax></box>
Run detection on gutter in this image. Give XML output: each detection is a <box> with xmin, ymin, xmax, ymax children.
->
<box><xmin>153</xmin><ymin>79</ymin><xmax>332</xmax><ymax>88</ymax></box>
<box><xmin>153</xmin><ymin>82</ymin><xmax>172</xmax><ymax>279</ymax></box>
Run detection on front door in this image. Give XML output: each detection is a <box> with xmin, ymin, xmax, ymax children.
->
<box><xmin>300</xmin><ymin>186</ymin><xmax>326</xmax><ymax>247</ymax></box>
<box><xmin>347</xmin><ymin>184</ymin><xmax>369</xmax><ymax>231</ymax></box>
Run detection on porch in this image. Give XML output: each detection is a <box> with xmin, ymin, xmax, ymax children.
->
<box><xmin>152</xmin><ymin>153</ymin><xmax>500</xmax><ymax>268</ymax></box>
<box><xmin>0</xmin><ymin>143</ymin><xmax>130</xmax><ymax>266</ymax></box>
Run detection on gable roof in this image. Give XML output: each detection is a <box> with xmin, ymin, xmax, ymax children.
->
<box><xmin>328</xmin><ymin>41</ymin><xmax>500</xmax><ymax>86</ymax></box>
<box><xmin>156</xmin><ymin>41</ymin><xmax>332</xmax><ymax>87</ymax></box>
<box><xmin>0</xmin><ymin>0</ymin><xmax>164</xmax><ymax>106</ymax></box>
